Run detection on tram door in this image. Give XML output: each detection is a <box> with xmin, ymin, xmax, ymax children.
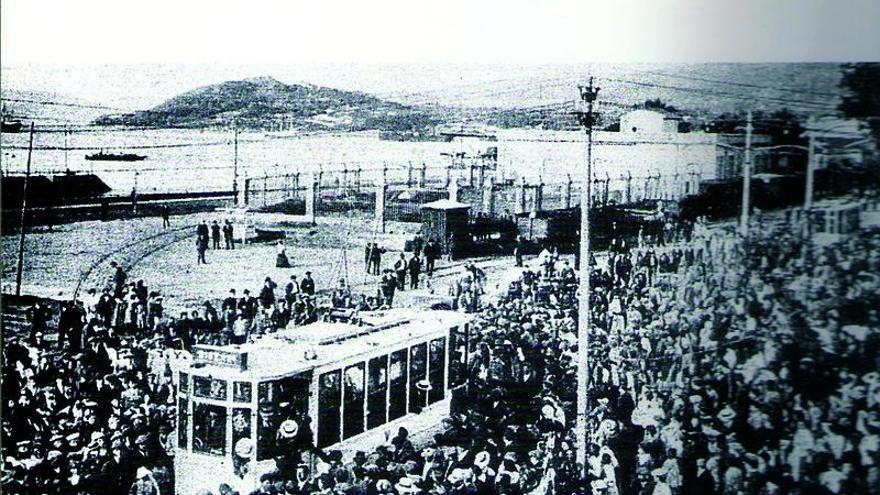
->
<box><xmin>257</xmin><ymin>375</ymin><xmax>310</xmax><ymax>460</ymax></box>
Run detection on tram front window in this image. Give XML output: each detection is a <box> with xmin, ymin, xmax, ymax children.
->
<box><xmin>193</xmin><ymin>403</ymin><xmax>227</xmax><ymax>456</ymax></box>
<box><xmin>343</xmin><ymin>363</ymin><xmax>365</xmax><ymax>440</ymax></box>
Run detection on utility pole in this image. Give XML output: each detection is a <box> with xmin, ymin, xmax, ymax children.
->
<box><xmin>15</xmin><ymin>123</ymin><xmax>35</xmax><ymax>296</ymax></box>
<box><xmin>132</xmin><ymin>170</ymin><xmax>139</xmax><ymax>214</ymax></box>
<box><xmin>739</xmin><ymin>111</ymin><xmax>753</xmax><ymax>236</ymax></box>
<box><xmin>804</xmin><ymin>116</ymin><xmax>817</xmax><ymax>212</ymax></box>
<box><xmin>233</xmin><ymin>127</ymin><xmax>240</xmax><ymax>207</ymax></box>
<box><xmin>575</xmin><ymin>77</ymin><xmax>599</xmax><ymax>477</ymax></box>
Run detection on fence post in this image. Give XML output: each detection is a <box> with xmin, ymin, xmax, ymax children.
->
<box><xmin>445</xmin><ymin>164</ymin><xmax>452</xmax><ymax>188</ymax></box>
<box><xmin>407</xmin><ymin>162</ymin><xmax>414</xmax><ymax>188</ymax></box>
<box><xmin>604</xmin><ymin>172</ymin><xmax>610</xmax><ymax>206</ymax></box>
<box><xmin>375</xmin><ymin>177</ymin><xmax>387</xmax><ymax>233</ymax></box>
<box><xmin>305</xmin><ymin>174</ymin><xmax>318</xmax><ymax>224</ymax></box>
<box><xmin>515</xmin><ymin>177</ymin><xmax>527</xmax><ymax>215</ymax></box>
<box><xmin>342</xmin><ymin>165</ymin><xmax>349</xmax><ymax>193</ymax></box>
<box><xmin>482</xmin><ymin>175</ymin><xmax>495</xmax><ymax>217</ymax></box>
<box><xmin>355</xmin><ymin>166</ymin><xmax>362</xmax><ymax>193</ymax></box>
<box><xmin>533</xmin><ymin>181</ymin><xmax>544</xmax><ymax>213</ymax></box>
<box><xmin>263</xmin><ymin>174</ymin><xmax>268</xmax><ymax>206</ymax></box>
<box><xmin>448</xmin><ymin>178</ymin><xmax>460</xmax><ymax>203</ymax></box>
<box><xmin>419</xmin><ymin>162</ymin><xmax>427</xmax><ymax>188</ymax></box>
<box><xmin>564</xmin><ymin>174</ymin><xmax>573</xmax><ymax>209</ymax></box>
<box><xmin>244</xmin><ymin>178</ymin><xmax>251</xmax><ymax>207</ymax></box>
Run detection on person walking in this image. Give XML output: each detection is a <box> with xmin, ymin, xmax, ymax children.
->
<box><xmin>211</xmin><ymin>221</ymin><xmax>222</xmax><ymax>249</ymax></box>
<box><xmin>370</xmin><ymin>244</ymin><xmax>384</xmax><ymax>276</ymax></box>
<box><xmin>408</xmin><ymin>253</ymin><xmax>422</xmax><ymax>290</ymax></box>
<box><xmin>300</xmin><ymin>271</ymin><xmax>315</xmax><ymax>296</ymax></box>
<box><xmin>424</xmin><ymin>239</ymin><xmax>439</xmax><ymax>276</ymax></box>
<box><xmin>197</xmin><ymin>235</ymin><xmax>208</xmax><ymax>264</ymax></box>
<box><xmin>394</xmin><ymin>253</ymin><xmax>407</xmax><ymax>290</ymax></box>
<box><xmin>223</xmin><ymin>220</ymin><xmax>235</xmax><ymax>250</ymax></box>
<box><xmin>380</xmin><ymin>269</ymin><xmax>396</xmax><ymax>307</ymax></box>
<box><xmin>161</xmin><ymin>204</ymin><xmax>170</xmax><ymax>228</ymax></box>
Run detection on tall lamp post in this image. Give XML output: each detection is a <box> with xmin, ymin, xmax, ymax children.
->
<box><xmin>574</xmin><ymin>78</ymin><xmax>599</xmax><ymax>476</ymax></box>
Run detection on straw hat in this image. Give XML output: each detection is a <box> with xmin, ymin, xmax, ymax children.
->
<box><xmin>394</xmin><ymin>476</ymin><xmax>421</xmax><ymax>494</ymax></box>
<box><xmin>473</xmin><ymin>451</ymin><xmax>491</xmax><ymax>470</ymax></box>
<box><xmin>235</xmin><ymin>438</ymin><xmax>254</xmax><ymax>459</ymax></box>
<box><xmin>278</xmin><ymin>419</ymin><xmax>299</xmax><ymax>439</ymax></box>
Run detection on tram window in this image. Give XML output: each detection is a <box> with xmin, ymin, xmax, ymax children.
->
<box><xmin>234</xmin><ymin>382</ymin><xmax>252</xmax><ymax>403</ymax></box>
<box><xmin>367</xmin><ymin>356</ymin><xmax>388</xmax><ymax>429</ymax></box>
<box><xmin>389</xmin><ymin>349</ymin><xmax>408</xmax><ymax>421</ymax></box>
<box><xmin>449</xmin><ymin>326</ymin><xmax>468</xmax><ymax>389</ymax></box>
<box><xmin>192</xmin><ymin>403</ymin><xmax>227</xmax><ymax>456</ymax></box>
<box><xmin>193</xmin><ymin>376</ymin><xmax>227</xmax><ymax>401</ymax></box>
<box><xmin>428</xmin><ymin>338</ymin><xmax>446</xmax><ymax>404</ymax></box>
<box><xmin>180</xmin><ymin>372</ymin><xmax>190</xmax><ymax>394</ymax></box>
<box><xmin>178</xmin><ymin>398</ymin><xmax>188</xmax><ymax>450</ymax></box>
<box><xmin>317</xmin><ymin>370</ymin><xmax>342</xmax><ymax>448</ymax></box>
<box><xmin>409</xmin><ymin>343</ymin><xmax>427</xmax><ymax>413</ymax></box>
<box><xmin>342</xmin><ymin>363</ymin><xmax>365</xmax><ymax>440</ymax></box>
<box><xmin>232</xmin><ymin>408</ymin><xmax>252</xmax><ymax>456</ymax></box>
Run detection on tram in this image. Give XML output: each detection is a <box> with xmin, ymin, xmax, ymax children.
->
<box><xmin>173</xmin><ymin>308</ymin><xmax>473</xmax><ymax>495</ymax></box>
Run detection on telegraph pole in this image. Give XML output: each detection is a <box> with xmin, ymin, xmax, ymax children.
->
<box><xmin>15</xmin><ymin>123</ymin><xmax>35</xmax><ymax>296</ymax></box>
<box><xmin>233</xmin><ymin>127</ymin><xmax>240</xmax><ymax>207</ymax></box>
<box><xmin>804</xmin><ymin>116</ymin><xmax>817</xmax><ymax>212</ymax></box>
<box><xmin>739</xmin><ymin>111</ymin><xmax>753</xmax><ymax>236</ymax></box>
<box><xmin>575</xmin><ymin>78</ymin><xmax>599</xmax><ymax>476</ymax></box>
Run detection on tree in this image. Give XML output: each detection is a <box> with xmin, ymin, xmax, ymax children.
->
<box><xmin>838</xmin><ymin>63</ymin><xmax>880</xmax><ymax>141</ymax></box>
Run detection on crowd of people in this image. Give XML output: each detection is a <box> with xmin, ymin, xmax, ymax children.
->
<box><xmin>5</xmin><ymin>204</ymin><xmax>880</xmax><ymax>494</ymax></box>
<box><xmin>579</xmin><ymin>221</ymin><xmax>880</xmax><ymax>494</ymax></box>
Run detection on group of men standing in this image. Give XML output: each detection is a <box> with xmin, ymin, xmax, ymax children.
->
<box><xmin>368</xmin><ymin>236</ymin><xmax>443</xmax><ymax>307</ymax></box>
<box><xmin>195</xmin><ymin>219</ymin><xmax>236</xmax><ymax>264</ymax></box>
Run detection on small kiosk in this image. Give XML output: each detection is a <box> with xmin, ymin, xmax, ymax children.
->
<box><xmin>420</xmin><ymin>199</ymin><xmax>471</xmax><ymax>259</ymax></box>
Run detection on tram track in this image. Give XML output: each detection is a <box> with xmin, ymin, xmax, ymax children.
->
<box><xmin>73</xmin><ymin>223</ymin><xmax>199</xmax><ymax>299</ymax></box>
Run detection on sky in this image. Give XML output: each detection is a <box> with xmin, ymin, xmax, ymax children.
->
<box><xmin>1</xmin><ymin>0</ymin><xmax>878</xmax><ymax>109</ymax></box>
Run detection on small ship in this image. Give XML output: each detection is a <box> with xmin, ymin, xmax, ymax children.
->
<box><xmin>85</xmin><ymin>150</ymin><xmax>147</xmax><ymax>162</ymax></box>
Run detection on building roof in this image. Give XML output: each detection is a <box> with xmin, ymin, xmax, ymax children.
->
<box><xmin>420</xmin><ymin>199</ymin><xmax>472</xmax><ymax>210</ymax></box>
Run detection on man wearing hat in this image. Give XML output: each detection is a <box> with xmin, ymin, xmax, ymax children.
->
<box><xmin>299</xmin><ymin>272</ymin><xmax>315</xmax><ymax>296</ymax></box>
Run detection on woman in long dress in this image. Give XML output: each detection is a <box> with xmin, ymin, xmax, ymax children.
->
<box><xmin>275</xmin><ymin>240</ymin><xmax>291</xmax><ymax>268</ymax></box>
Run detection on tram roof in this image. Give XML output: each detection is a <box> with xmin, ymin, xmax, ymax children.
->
<box><xmin>185</xmin><ymin>308</ymin><xmax>472</xmax><ymax>381</ymax></box>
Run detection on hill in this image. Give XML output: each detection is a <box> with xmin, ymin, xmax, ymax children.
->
<box><xmin>93</xmin><ymin>76</ymin><xmax>446</xmax><ymax>133</ymax></box>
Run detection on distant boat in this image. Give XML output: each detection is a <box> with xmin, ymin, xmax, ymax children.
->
<box><xmin>85</xmin><ymin>151</ymin><xmax>147</xmax><ymax>162</ymax></box>
<box><xmin>1</xmin><ymin>119</ymin><xmax>23</xmax><ymax>133</ymax></box>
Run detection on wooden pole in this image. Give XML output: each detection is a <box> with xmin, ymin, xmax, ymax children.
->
<box><xmin>576</xmin><ymin>77</ymin><xmax>599</xmax><ymax>477</ymax></box>
<box><xmin>739</xmin><ymin>111</ymin><xmax>753</xmax><ymax>236</ymax></box>
<box><xmin>15</xmin><ymin>123</ymin><xmax>35</xmax><ymax>296</ymax></box>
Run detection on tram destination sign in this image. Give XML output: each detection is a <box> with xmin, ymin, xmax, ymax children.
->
<box><xmin>193</xmin><ymin>345</ymin><xmax>249</xmax><ymax>371</ymax></box>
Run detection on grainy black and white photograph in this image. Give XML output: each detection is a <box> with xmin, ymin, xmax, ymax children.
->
<box><xmin>1</xmin><ymin>1</ymin><xmax>879</xmax><ymax>494</ymax></box>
